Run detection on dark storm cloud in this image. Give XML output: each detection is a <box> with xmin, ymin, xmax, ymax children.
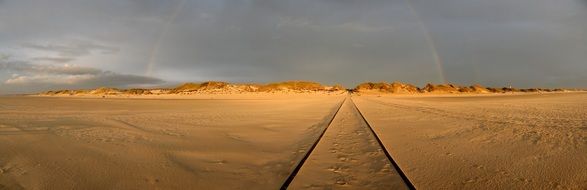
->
<box><xmin>1</xmin><ymin>60</ymin><xmax>102</xmax><ymax>75</ymax></box>
<box><xmin>576</xmin><ymin>0</ymin><xmax>587</xmax><ymax>6</ymax></box>
<box><xmin>1</xmin><ymin>73</ymin><xmax>164</xmax><ymax>94</ymax></box>
<box><xmin>404</xmin><ymin>0</ymin><xmax>587</xmax><ymax>87</ymax></box>
<box><xmin>32</xmin><ymin>57</ymin><xmax>75</xmax><ymax>63</ymax></box>
<box><xmin>0</xmin><ymin>59</ymin><xmax>164</xmax><ymax>94</ymax></box>
<box><xmin>4</xmin><ymin>72</ymin><xmax>164</xmax><ymax>87</ymax></box>
<box><xmin>1</xmin><ymin>0</ymin><xmax>587</xmax><ymax>94</ymax></box>
<box><xmin>151</xmin><ymin>0</ymin><xmax>441</xmax><ymax>85</ymax></box>
<box><xmin>22</xmin><ymin>40</ymin><xmax>119</xmax><ymax>57</ymax></box>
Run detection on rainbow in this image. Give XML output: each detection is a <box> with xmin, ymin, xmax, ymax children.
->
<box><xmin>146</xmin><ymin>0</ymin><xmax>187</xmax><ymax>76</ymax></box>
<box><xmin>405</xmin><ymin>0</ymin><xmax>448</xmax><ymax>84</ymax></box>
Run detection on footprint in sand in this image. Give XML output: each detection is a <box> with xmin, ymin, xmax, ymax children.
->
<box><xmin>380</xmin><ymin>164</ymin><xmax>392</xmax><ymax>172</ymax></box>
<box><xmin>327</xmin><ymin>165</ymin><xmax>346</xmax><ymax>173</ymax></box>
<box><xmin>334</xmin><ymin>176</ymin><xmax>353</xmax><ymax>186</ymax></box>
<box><xmin>296</xmin><ymin>148</ymin><xmax>307</xmax><ymax>153</ymax></box>
<box><xmin>463</xmin><ymin>178</ymin><xmax>478</xmax><ymax>184</ymax></box>
<box><xmin>336</xmin><ymin>180</ymin><xmax>348</xmax><ymax>185</ymax></box>
<box><xmin>144</xmin><ymin>177</ymin><xmax>160</xmax><ymax>184</ymax></box>
<box><xmin>472</xmin><ymin>164</ymin><xmax>485</xmax><ymax>169</ymax></box>
<box><xmin>367</xmin><ymin>151</ymin><xmax>380</xmax><ymax>157</ymax></box>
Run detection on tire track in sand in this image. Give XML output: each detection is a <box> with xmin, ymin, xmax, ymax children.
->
<box><xmin>282</xmin><ymin>96</ymin><xmax>414</xmax><ymax>189</ymax></box>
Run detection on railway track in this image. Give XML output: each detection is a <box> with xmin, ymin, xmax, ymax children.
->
<box><xmin>280</xmin><ymin>95</ymin><xmax>415</xmax><ymax>189</ymax></box>
<box><xmin>279</xmin><ymin>96</ymin><xmax>346</xmax><ymax>189</ymax></box>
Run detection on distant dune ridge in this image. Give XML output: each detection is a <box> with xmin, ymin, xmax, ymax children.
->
<box><xmin>355</xmin><ymin>82</ymin><xmax>420</xmax><ymax>94</ymax></box>
<box><xmin>40</xmin><ymin>81</ymin><xmax>345</xmax><ymax>96</ymax></box>
<box><xmin>38</xmin><ymin>80</ymin><xmax>581</xmax><ymax>96</ymax></box>
<box><xmin>353</xmin><ymin>82</ymin><xmax>577</xmax><ymax>94</ymax></box>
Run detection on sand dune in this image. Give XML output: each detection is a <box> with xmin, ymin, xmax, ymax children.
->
<box><xmin>354</xmin><ymin>82</ymin><xmax>580</xmax><ymax>94</ymax></box>
<box><xmin>38</xmin><ymin>81</ymin><xmax>346</xmax><ymax>97</ymax></box>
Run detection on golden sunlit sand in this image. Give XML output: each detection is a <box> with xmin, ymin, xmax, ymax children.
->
<box><xmin>354</xmin><ymin>92</ymin><xmax>587</xmax><ymax>189</ymax></box>
<box><xmin>1</xmin><ymin>91</ymin><xmax>586</xmax><ymax>189</ymax></box>
<box><xmin>0</xmin><ymin>94</ymin><xmax>344</xmax><ymax>189</ymax></box>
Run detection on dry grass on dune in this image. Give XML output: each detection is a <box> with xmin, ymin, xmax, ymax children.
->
<box><xmin>355</xmin><ymin>82</ymin><xmax>420</xmax><ymax>94</ymax></box>
<box><xmin>39</xmin><ymin>80</ymin><xmax>580</xmax><ymax>97</ymax></box>
<box><xmin>354</xmin><ymin>81</ymin><xmax>579</xmax><ymax>94</ymax></box>
<box><xmin>39</xmin><ymin>81</ymin><xmax>346</xmax><ymax>96</ymax></box>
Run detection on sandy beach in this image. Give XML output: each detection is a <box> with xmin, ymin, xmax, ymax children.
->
<box><xmin>354</xmin><ymin>92</ymin><xmax>587</xmax><ymax>189</ymax></box>
<box><xmin>0</xmin><ymin>92</ymin><xmax>586</xmax><ymax>189</ymax></box>
<box><xmin>0</xmin><ymin>94</ymin><xmax>345</xmax><ymax>189</ymax></box>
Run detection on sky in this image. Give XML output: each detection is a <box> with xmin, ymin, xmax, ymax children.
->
<box><xmin>1</xmin><ymin>0</ymin><xmax>587</xmax><ymax>94</ymax></box>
